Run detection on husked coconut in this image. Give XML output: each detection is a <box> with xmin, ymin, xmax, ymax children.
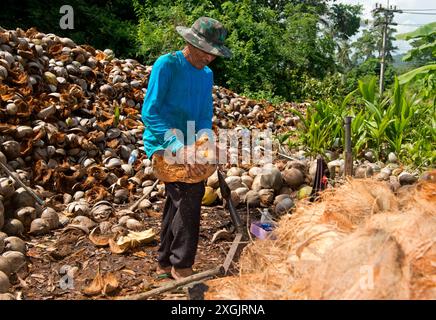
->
<box><xmin>0</xmin><ymin>257</ymin><xmax>11</xmax><ymax>276</ymax></box>
<box><xmin>230</xmin><ymin>191</ymin><xmax>241</xmax><ymax>208</ymax></box>
<box><xmin>245</xmin><ymin>190</ymin><xmax>260</xmax><ymax>207</ymax></box>
<box><xmin>0</xmin><ymin>232</ymin><xmax>6</xmax><ymax>253</ymax></box>
<box><xmin>259</xmin><ymin>189</ymin><xmax>275</xmax><ymax>207</ymax></box>
<box><xmin>234</xmin><ymin>187</ymin><xmax>249</xmax><ymax>202</ymax></box>
<box><xmin>41</xmin><ymin>208</ymin><xmax>60</xmax><ymax>229</ymax></box>
<box><xmin>207</xmin><ymin>171</ymin><xmax>220</xmax><ymax>189</ymax></box>
<box><xmin>29</xmin><ymin>218</ymin><xmax>50</xmax><ymax>235</ymax></box>
<box><xmin>274</xmin><ymin>194</ymin><xmax>291</xmax><ymax>205</ymax></box>
<box><xmin>2</xmin><ymin>219</ymin><xmax>24</xmax><ymax>236</ymax></box>
<box><xmin>227</xmin><ymin>167</ymin><xmax>245</xmax><ymax>177</ymax></box>
<box><xmin>248</xmin><ymin>167</ymin><xmax>262</xmax><ymax>178</ymax></box>
<box><xmin>12</xmin><ymin>187</ymin><xmax>35</xmax><ymax>208</ymax></box>
<box><xmin>0</xmin><ymin>271</ymin><xmax>10</xmax><ymax>293</ymax></box>
<box><xmin>241</xmin><ymin>175</ymin><xmax>253</xmax><ymax>189</ymax></box>
<box><xmin>282</xmin><ymin>168</ymin><xmax>305</xmax><ymax>189</ymax></box>
<box><xmin>2</xmin><ymin>251</ymin><xmax>26</xmax><ymax>273</ymax></box>
<box><xmin>0</xmin><ymin>201</ymin><xmax>4</xmax><ymax>231</ymax></box>
<box><xmin>261</xmin><ymin>166</ymin><xmax>283</xmax><ymax>192</ymax></box>
<box><xmin>0</xmin><ymin>178</ymin><xmax>15</xmax><ymax>198</ymax></box>
<box><xmin>286</xmin><ymin>160</ymin><xmax>307</xmax><ymax>173</ymax></box>
<box><xmin>126</xmin><ymin>218</ymin><xmax>143</xmax><ymax>231</ymax></box>
<box><xmin>14</xmin><ymin>206</ymin><xmax>37</xmax><ymax>228</ymax></box>
<box><xmin>275</xmin><ymin>198</ymin><xmax>294</xmax><ymax>215</ymax></box>
<box><xmin>225</xmin><ymin>176</ymin><xmax>243</xmax><ymax>191</ymax></box>
<box><xmin>72</xmin><ymin>216</ymin><xmax>96</xmax><ymax>229</ymax></box>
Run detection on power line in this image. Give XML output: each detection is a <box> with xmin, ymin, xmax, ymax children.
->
<box><xmin>396</xmin><ymin>23</ymin><xmax>425</xmax><ymax>26</ymax></box>
<box><xmin>399</xmin><ymin>9</ymin><xmax>436</xmax><ymax>11</ymax></box>
<box><xmin>398</xmin><ymin>12</ymin><xmax>436</xmax><ymax>15</ymax></box>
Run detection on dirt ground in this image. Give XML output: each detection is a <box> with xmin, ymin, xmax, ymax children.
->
<box><xmin>11</xmin><ymin>201</ymin><xmax>255</xmax><ymax>300</ymax></box>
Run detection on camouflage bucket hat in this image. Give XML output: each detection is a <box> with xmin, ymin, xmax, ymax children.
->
<box><xmin>176</xmin><ymin>17</ymin><xmax>232</xmax><ymax>58</ymax></box>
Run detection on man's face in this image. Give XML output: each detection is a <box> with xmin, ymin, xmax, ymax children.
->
<box><xmin>188</xmin><ymin>44</ymin><xmax>217</xmax><ymax>69</ymax></box>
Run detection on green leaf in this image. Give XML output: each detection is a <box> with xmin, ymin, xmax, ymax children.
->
<box><xmin>396</xmin><ymin>22</ymin><xmax>436</xmax><ymax>40</ymax></box>
<box><xmin>398</xmin><ymin>64</ymin><xmax>436</xmax><ymax>84</ymax></box>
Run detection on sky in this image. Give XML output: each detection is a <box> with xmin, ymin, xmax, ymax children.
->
<box><xmin>336</xmin><ymin>0</ymin><xmax>436</xmax><ymax>54</ymax></box>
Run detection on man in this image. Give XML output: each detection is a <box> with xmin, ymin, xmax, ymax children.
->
<box><xmin>141</xmin><ymin>17</ymin><xmax>231</xmax><ymax>280</ymax></box>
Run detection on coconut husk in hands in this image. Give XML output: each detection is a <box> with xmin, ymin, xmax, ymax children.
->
<box><xmin>152</xmin><ymin>134</ymin><xmax>217</xmax><ymax>183</ymax></box>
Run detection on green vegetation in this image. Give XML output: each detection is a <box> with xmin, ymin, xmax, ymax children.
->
<box><xmin>289</xmin><ymin>75</ymin><xmax>435</xmax><ymax>169</ymax></box>
<box><xmin>0</xmin><ymin>1</ymin><xmax>434</xmax><ymax>168</ymax></box>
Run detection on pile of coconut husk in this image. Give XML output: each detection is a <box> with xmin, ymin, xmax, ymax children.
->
<box><xmin>204</xmin><ymin>171</ymin><xmax>436</xmax><ymax>300</ymax></box>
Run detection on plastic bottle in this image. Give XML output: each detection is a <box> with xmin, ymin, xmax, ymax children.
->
<box><xmin>260</xmin><ymin>208</ymin><xmax>274</xmax><ymax>225</ymax></box>
<box><xmin>128</xmin><ymin>149</ymin><xmax>139</xmax><ymax>165</ymax></box>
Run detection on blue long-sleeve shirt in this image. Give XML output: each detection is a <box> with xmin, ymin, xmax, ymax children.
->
<box><xmin>141</xmin><ymin>50</ymin><xmax>214</xmax><ymax>158</ymax></box>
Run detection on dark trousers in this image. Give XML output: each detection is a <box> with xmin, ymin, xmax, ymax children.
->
<box><xmin>157</xmin><ymin>181</ymin><xmax>205</xmax><ymax>269</ymax></box>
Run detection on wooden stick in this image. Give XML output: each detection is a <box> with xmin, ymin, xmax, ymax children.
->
<box><xmin>116</xmin><ymin>266</ymin><xmax>223</xmax><ymax>300</ymax></box>
<box><xmin>128</xmin><ymin>179</ymin><xmax>159</xmax><ymax>212</ymax></box>
<box><xmin>222</xmin><ymin>232</ymin><xmax>243</xmax><ymax>274</ymax></box>
<box><xmin>0</xmin><ymin>161</ymin><xmax>45</xmax><ymax>206</ymax></box>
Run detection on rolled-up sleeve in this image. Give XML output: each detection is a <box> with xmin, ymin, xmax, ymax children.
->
<box><xmin>141</xmin><ymin>57</ymin><xmax>184</xmax><ymax>154</ymax></box>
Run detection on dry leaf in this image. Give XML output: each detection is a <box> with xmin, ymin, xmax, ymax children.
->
<box><xmin>132</xmin><ymin>251</ymin><xmax>148</xmax><ymax>258</ymax></box>
<box><xmin>121</xmin><ymin>269</ymin><xmax>136</xmax><ymax>276</ymax></box>
<box><xmin>82</xmin><ymin>265</ymin><xmax>119</xmax><ymax>296</ymax></box>
<box><xmin>103</xmin><ymin>273</ymin><xmax>119</xmax><ymax>295</ymax></box>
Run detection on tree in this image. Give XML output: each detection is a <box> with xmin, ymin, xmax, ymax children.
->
<box><xmin>352</xmin><ymin>7</ymin><xmax>398</xmax><ymax>64</ymax></box>
<box><xmin>133</xmin><ymin>0</ymin><xmax>340</xmax><ymax>101</ymax></box>
<box><xmin>0</xmin><ymin>0</ymin><xmax>138</xmax><ymax>58</ymax></box>
<box><xmin>328</xmin><ymin>3</ymin><xmax>362</xmax><ymax>41</ymax></box>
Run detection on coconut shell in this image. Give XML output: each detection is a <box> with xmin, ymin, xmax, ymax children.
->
<box><xmin>89</xmin><ymin>227</ymin><xmax>112</xmax><ymax>247</ymax></box>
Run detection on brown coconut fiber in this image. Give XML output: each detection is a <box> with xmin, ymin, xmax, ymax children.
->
<box><xmin>205</xmin><ymin>173</ymin><xmax>436</xmax><ymax>300</ymax></box>
<box><xmin>151</xmin><ymin>134</ymin><xmax>217</xmax><ymax>183</ymax></box>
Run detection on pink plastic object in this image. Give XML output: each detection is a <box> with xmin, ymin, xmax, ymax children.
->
<box><xmin>250</xmin><ymin>221</ymin><xmax>276</xmax><ymax>240</ymax></box>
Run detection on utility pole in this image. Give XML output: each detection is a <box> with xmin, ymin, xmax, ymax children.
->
<box><xmin>373</xmin><ymin>1</ymin><xmax>402</xmax><ymax>95</ymax></box>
